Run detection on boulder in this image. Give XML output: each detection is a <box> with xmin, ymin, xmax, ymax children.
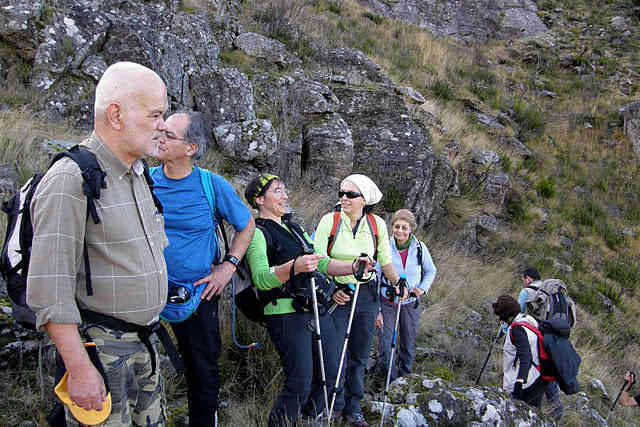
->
<box><xmin>334</xmin><ymin>85</ymin><xmax>456</xmax><ymax>228</ymax></box>
<box><xmin>234</xmin><ymin>32</ymin><xmax>301</xmax><ymax>67</ymax></box>
<box><xmin>192</xmin><ymin>67</ymin><xmax>255</xmax><ymax>126</ymax></box>
<box><xmin>302</xmin><ymin>113</ymin><xmax>354</xmax><ymax>190</ymax></box>
<box><xmin>620</xmin><ymin>101</ymin><xmax>640</xmax><ymax>159</ymax></box>
<box><xmin>357</xmin><ymin>0</ymin><xmax>548</xmax><ymax>43</ymax></box>
<box><xmin>32</xmin><ymin>7</ymin><xmax>111</xmax><ymax>91</ymax></box>
<box><xmin>316</xmin><ymin>47</ymin><xmax>392</xmax><ymax>86</ymax></box>
<box><xmin>456</xmin><ymin>214</ymin><xmax>500</xmax><ymax>254</ymax></box>
<box><xmin>214</xmin><ymin>119</ymin><xmax>277</xmax><ymax>165</ymax></box>
<box><xmin>0</xmin><ymin>0</ymin><xmax>42</xmax><ymax>60</ymax></box>
<box><xmin>369</xmin><ymin>375</ymin><xmax>552</xmax><ymax>425</ymax></box>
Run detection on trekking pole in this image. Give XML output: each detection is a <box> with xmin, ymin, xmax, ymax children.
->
<box><xmin>379</xmin><ymin>275</ymin><xmax>408</xmax><ymax>427</ymax></box>
<box><xmin>327</xmin><ymin>281</ymin><xmax>361</xmax><ymax>426</ymax></box>
<box><xmin>606</xmin><ymin>371</ymin><xmax>636</xmax><ymax>422</ymax></box>
<box><xmin>231</xmin><ymin>274</ymin><xmax>259</xmax><ymax>350</ymax></box>
<box><xmin>475</xmin><ymin>323</ymin><xmax>505</xmax><ymax>385</ymax></box>
<box><xmin>309</xmin><ymin>274</ymin><xmax>330</xmax><ymax>421</ymax></box>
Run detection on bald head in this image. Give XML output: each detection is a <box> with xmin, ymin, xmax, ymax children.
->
<box><xmin>94</xmin><ymin>62</ymin><xmax>165</xmax><ymax>119</ymax></box>
<box><xmin>93</xmin><ymin>62</ymin><xmax>168</xmax><ymax>165</ymax></box>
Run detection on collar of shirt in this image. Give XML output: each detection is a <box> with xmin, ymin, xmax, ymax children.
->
<box><xmin>86</xmin><ymin>132</ymin><xmax>146</xmax><ymax>179</ymax></box>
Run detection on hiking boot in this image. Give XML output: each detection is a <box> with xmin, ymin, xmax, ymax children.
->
<box><xmin>344</xmin><ymin>412</ymin><xmax>369</xmax><ymax>427</ymax></box>
<box><xmin>549</xmin><ymin>399</ymin><xmax>564</xmax><ymax>421</ymax></box>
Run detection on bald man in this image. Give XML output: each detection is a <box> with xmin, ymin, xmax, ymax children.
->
<box><xmin>27</xmin><ymin>62</ymin><xmax>170</xmax><ymax>426</ymax></box>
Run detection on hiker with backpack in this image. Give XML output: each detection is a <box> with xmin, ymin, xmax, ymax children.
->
<box><xmin>151</xmin><ymin>111</ymin><xmax>256</xmax><ymax>426</ymax></box>
<box><xmin>518</xmin><ymin>267</ymin><xmax>570</xmax><ymax>420</ymax></box>
<box><xmin>492</xmin><ymin>295</ymin><xmax>550</xmax><ymax>408</ymax></box>
<box><xmin>25</xmin><ymin>62</ymin><xmax>171</xmax><ymax>425</ymax></box>
<box><xmin>375</xmin><ymin>209</ymin><xmax>436</xmax><ymax>384</ymax></box>
<box><xmin>313</xmin><ymin>174</ymin><xmax>404</xmax><ymax>427</ymax></box>
<box><xmin>619</xmin><ymin>371</ymin><xmax>639</xmax><ymax>407</ymax></box>
<box><xmin>243</xmin><ymin>173</ymin><xmax>374</xmax><ymax>427</ymax></box>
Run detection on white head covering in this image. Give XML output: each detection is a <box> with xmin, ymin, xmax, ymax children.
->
<box><xmin>342</xmin><ymin>174</ymin><xmax>383</xmax><ymax>206</ymax></box>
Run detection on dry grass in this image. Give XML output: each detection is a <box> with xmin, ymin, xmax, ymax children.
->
<box><xmin>0</xmin><ymin>109</ymin><xmax>88</xmax><ymax>184</ymax></box>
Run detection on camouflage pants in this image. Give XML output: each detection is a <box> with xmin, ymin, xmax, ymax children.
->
<box><xmin>65</xmin><ymin>326</ymin><xmax>166</xmax><ymax>427</ymax></box>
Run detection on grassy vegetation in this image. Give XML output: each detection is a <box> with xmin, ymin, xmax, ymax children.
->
<box><xmin>1</xmin><ymin>0</ymin><xmax>639</xmax><ymax>424</ymax></box>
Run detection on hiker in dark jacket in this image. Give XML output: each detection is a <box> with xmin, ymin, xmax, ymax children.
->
<box><xmin>493</xmin><ymin>295</ymin><xmax>549</xmax><ymax>408</ymax></box>
<box><xmin>518</xmin><ymin>267</ymin><xmax>563</xmax><ymax>420</ymax></box>
<box><xmin>244</xmin><ymin>173</ymin><xmax>374</xmax><ymax>427</ymax></box>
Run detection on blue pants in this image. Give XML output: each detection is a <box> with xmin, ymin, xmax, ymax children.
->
<box><xmin>377</xmin><ymin>298</ymin><xmax>421</xmax><ymax>382</ymax></box>
<box><xmin>331</xmin><ymin>282</ymin><xmax>378</xmax><ymax>416</ymax></box>
<box><xmin>266</xmin><ymin>312</ymin><xmax>314</xmax><ymax>427</ymax></box>
<box><xmin>170</xmin><ymin>297</ymin><xmax>221</xmax><ymax>427</ymax></box>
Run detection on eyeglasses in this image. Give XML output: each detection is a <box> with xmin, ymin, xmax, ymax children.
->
<box><xmin>338</xmin><ymin>190</ymin><xmax>363</xmax><ymax>199</ymax></box>
<box><xmin>164</xmin><ymin>130</ymin><xmax>186</xmax><ymax>142</ymax></box>
<box><xmin>269</xmin><ymin>187</ymin><xmax>288</xmax><ymax>196</ymax></box>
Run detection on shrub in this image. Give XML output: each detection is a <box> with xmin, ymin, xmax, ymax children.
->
<box><xmin>536</xmin><ymin>176</ymin><xmax>556</xmax><ymax>198</ymax></box>
<box><xmin>327</xmin><ymin>1</ymin><xmax>342</xmax><ymax>14</ymax></box>
<box><xmin>430</xmin><ymin>79</ymin><xmax>455</xmax><ymax>101</ymax></box>
<box><xmin>605</xmin><ymin>256</ymin><xmax>640</xmax><ymax>292</ymax></box>
<box><xmin>361</xmin><ymin>11</ymin><xmax>384</xmax><ymax>24</ymax></box>
<box><xmin>597</xmin><ymin>222</ymin><xmax>625</xmax><ymax>250</ymax></box>
<box><xmin>521</xmin><ymin>155</ymin><xmax>539</xmax><ymax>172</ymax></box>
<box><xmin>596</xmin><ymin>282</ymin><xmax>622</xmax><ymax>307</ymax></box>
<box><xmin>512</xmin><ymin>98</ymin><xmax>545</xmax><ymax>139</ymax></box>
<box><xmin>572</xmin><ymin>199</ymin><xmax>605</xmax><ymax>228</ymax></box>
<box><xmin>500</xmin><ymin>154</ymin><xmax>512</xmax><ymax>173</ymax></box>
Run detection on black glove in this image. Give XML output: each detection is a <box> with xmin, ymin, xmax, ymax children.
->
<box><xmin>512</xmin><ymin>381</ymin><xmax>524</xmax><ymax>400</ymax></box>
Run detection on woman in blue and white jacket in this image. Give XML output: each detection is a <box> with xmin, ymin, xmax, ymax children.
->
<box><xmin>375</xmin><ymin>209</ymin><xmax>436</xmax><ymax>382</ymax></box>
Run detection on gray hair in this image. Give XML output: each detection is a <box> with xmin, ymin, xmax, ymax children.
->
<box><xmin>170</xmin><ymin>111</ymin><xmax>211</xmax><ymax>161</ymax></box>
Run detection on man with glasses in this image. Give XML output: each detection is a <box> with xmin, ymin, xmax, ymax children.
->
<box><xmin>152</xmin><ymin>111</ymin><xmax>255</xmax><ymax>426</ymax></box>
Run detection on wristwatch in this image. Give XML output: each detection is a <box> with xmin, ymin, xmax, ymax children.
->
<box><xmin>223</xmin><ymin>254</ymin><xmax>240</xmax><ymax>268</ymax></box>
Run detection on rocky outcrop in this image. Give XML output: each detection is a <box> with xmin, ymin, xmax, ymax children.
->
<box><xmin>620</xmin><ymin>101</ymin><xmax>640</xmax><ymax>158</ymax></box>
<box><xmin>0</xmin><ymin>0</ymin><xmax>42</xmax><ymax>60</ymax></box>
<box><xmin>234</xmin><ymin>32</ymin><xmax>301</xmax><ymax>67</ymax></box>
<box><xmin>357</xmin><ymin>0</ymin><xmax>548</xmax><ymax>43</ymax></box>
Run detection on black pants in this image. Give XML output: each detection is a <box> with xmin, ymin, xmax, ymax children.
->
<box><xmin>171</xmin><ymin>297</ymin><xmax>221</xmax><ymax>427</ymax></box>
<box><xmin>522</xmin><ymin>378</ymin><xmax>548</xmax><ymax>408</ymax></box>
<box><xmin>266</xmin><ymin>311</ymin><xmax>314</xmax><ymax>427</ymax></box>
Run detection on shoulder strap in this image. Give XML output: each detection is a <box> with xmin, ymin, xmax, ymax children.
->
<box><xmin>199</xmin><ymin>168</ymin><xmax>216</xmax><ymax>216</ymax></box>
<box><xmin>140</xmin><ymin>159</ymin><xmax>163</xmax><ymax>214</ymax></box>
<box><xmin>282</xmin><ymin>215</ymin><xmax>313</xmax><ymax>254</ymax></box>
<box><xmin>198</xmin><ymin>168</ymin><xmax>229</xmax><ymax>258</ymax></box>
<box><xmin>255</xmin><ymin>218</ymin><xmax>273</xmax><ymax>249</ymax></box>
<box><xmin>364</xmin><ymin>213</ymin><xmax>378</xmax><ymax>260</ymax></box>
<box><xmin>327</xmin><ymin>210</ymin><xmax>342</xmax><ymax>257</ymax></box>
<box><xmin>416</xmin><ymin>239</ymin><xmax>424</xmax><ymax>283</ymax></box>
<box><xmin>49</xmin><ymin>145</ymin><xmax>107</xmax><ymax>297</ymax></box>
<box><xmin>510</xmin><ymin>321</ymin><xmax>549</xmax><ymax>361</ymax></box>
<box><xmin>51</xmin><ymin>146</ymin><xmax>106</xmax><ymax>225</ymax></box>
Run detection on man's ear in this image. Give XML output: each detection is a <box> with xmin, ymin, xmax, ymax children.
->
<box><xmin>105</xmin><ymin>103</ymin><xmax>123</xmax><ymax>130</ymax></box>
<box><xmin>185</xmin><ymin>143</ymin><xmax>198</xmax><ymax>157</ymax></box>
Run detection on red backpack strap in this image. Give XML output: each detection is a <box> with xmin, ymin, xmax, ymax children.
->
<box><xmin>327</xmin><ymin>211</ymin><xmax>342</xmax><ymax>257</ymax></box>
<box><xmin>511</xmin><ymin>321</ymin><xmax>551</xmax><ymax>364</ymax></box>
<box><xmin>365</xmin><ymin>213</ymin><xmax>378</xmax><ymax>260</ymax></box>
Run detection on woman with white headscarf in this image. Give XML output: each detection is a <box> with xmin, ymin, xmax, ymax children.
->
<box><xmin>314</xmin><ymin>174</ymin><xmax>403</xmax><ymax>427</ymax></box>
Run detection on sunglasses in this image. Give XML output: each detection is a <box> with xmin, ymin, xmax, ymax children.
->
<box><xmin>338</xmin><ymin>190</ymin><xmax>363</xmax><ymax>199</ymax></box>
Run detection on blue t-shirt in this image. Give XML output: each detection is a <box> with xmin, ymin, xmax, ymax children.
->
<box><xmin>151</xmin><ymin>167</ymin><xmax>251</xmax><ymax>284</ymax></box>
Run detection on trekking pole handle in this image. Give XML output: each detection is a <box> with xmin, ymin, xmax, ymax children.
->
<box><xmin>355</xmin><ymin>253</ymin><xmax>368</xmax><ymax>278</ymax></box>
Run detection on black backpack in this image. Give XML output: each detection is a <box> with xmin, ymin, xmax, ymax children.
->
<box><xmin>0</xmin><ymin>145</ymin><xmax>161</xmax><ymax>328</ymax></box>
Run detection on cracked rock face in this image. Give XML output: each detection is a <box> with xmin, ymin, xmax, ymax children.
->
<box><xmin>0</xmin><ymin>0</ymin><xmax>458</xmax><ymax>231</ymax></box>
